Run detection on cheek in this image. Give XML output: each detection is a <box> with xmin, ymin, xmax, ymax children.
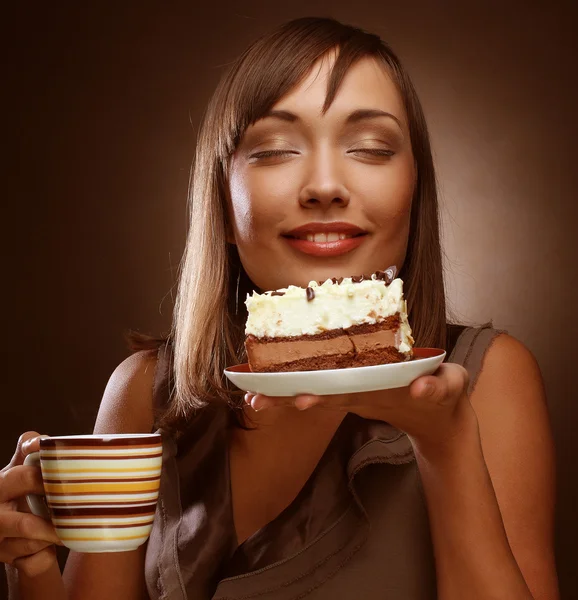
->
<box><xmin>229</xmin><ymin>167</ymin><xmax>294</xmax><ymax>243</ymax></box>
<box><xmin>228</xmin><ymin>169</ymin><xmax>255</xmax><ymax>241</ymax></box>
<box><xmin>356</xmin><ymin>159</ymin><xmax>415</xmax><ymax>223</ymax></box>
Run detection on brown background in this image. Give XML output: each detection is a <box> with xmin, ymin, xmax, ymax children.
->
<box><xmin>3</xmin><ymin>1</ymin><xmax>577</xmax><ymax>598</ymax></box>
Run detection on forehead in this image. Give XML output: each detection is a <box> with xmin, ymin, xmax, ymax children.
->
<box><xmin>272</xmin><ymin>55</ymin><xmax>406</xmax><ymax>123</ymax></box>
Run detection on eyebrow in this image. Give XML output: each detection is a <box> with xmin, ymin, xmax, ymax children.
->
<box><xmin>261</xmin><ymin>108</ymin><xmax>402</xmax><ymax>128</ymax></box>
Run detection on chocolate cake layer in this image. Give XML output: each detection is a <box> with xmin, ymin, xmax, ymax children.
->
<box><xmin>245</xmin><ymin>317</ymin><xmax>409</xmax><ymax>372</ymax></box>
<box><xmin>349</xmin><ymin>346</ymin><xmax>407</xmax><ymax>367</ymax></box>
<box><xmin>245</xmin><ymin>334</ymin><xmax>354</xmax><ymax>372</ymax></box>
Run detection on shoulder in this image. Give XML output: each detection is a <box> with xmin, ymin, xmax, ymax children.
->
<box><xmin>93</xmin><ymin>349</ymin><xmax>160</xmax><ymax>435</ymax></box>
<box><xmin>472</xmin><ymin>332</ymin><xmax>545</xmax><ymax>402</ymax></box>
<box><xmin>468</xmin><ymin>333</ymin><xmax>558</xmax><ymax>597</ymax></box>
<box><xmin>470</xmin><ymin>331</ymin><xmax>549</xmax><ymax>446</ymax></box>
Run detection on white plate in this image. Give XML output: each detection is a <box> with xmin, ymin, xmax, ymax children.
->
<box><xmin>224</xmin><ymin>348</ymin><xmax>446</xmax><ymax>397</ymax></box>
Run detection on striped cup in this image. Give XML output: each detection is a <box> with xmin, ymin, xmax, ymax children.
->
<box><xmin>24</xmin><ymin>433</ymin><xmax>162</xmax><ymax>553</ymax></box>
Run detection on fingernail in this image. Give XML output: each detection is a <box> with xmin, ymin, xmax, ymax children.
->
<box><xmin>295</xmin><ymin>396</ymin><xmax>317</xmax><ymax>410</ymax></box>
<box><xmin>251</xmin><ymin>398</ymin><xmax>267</xmax><ymax>412</ymax></box>
<box><xmin>25</xmin><ymin>434</ymin><xmax>49</xmax><ymax>446</ymax></box>
<box><xmin>22</xmin><ymin>438</ymin><xmax>35</xmax><ymax>451</ymax></box>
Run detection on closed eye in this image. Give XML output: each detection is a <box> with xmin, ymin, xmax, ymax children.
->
<box><xmin>249</xmin><ymin>150</ymin><xmax>299</xmax><ymax>160</ymax></box>
<box><xmin>348</xmin><ymin>148</ymin><xmax>395</xmax><ymax>157</ymax></box>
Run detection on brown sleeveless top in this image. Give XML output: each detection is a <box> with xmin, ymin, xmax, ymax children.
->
<box><xmin>144</xmin><ymin>323</ymin><xmax>505</xmax><ymax>600</ymax></box>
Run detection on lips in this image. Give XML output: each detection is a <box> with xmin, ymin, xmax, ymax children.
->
<box><xmin>282</xmin><ymin>222</ymin><xmax>368</xmax><ymax>257</ymax></box>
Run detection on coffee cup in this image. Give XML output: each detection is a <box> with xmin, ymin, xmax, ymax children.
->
<box><xmin>23</xmin><ymin>433</ymin><xmax>162</xmax><ymax>553</ymax></box>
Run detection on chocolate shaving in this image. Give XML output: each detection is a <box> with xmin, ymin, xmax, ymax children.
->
<box><xmin>351</xmin><ymin>275</ymin><xmax>365</xmax><ymax>283</ymax></box>
<box><xmin>271</xmin><ymin>291</ymin><xmax>285</xmax><ymax>296</ymax></box>
<box><xmin>306</xmin><ymin>287</ymin><xmax>315</xmax><ymax>301</ymax></box>
<box><xmin>384</xmin><ymin>265</ymin><xmax>397</xmax><ymax>282</ymax></box>
<box><xmin>372</xmin><ymin>266</ymin><xmax>398</xmax><ymax>284</ymax></box>
<box><xmin>318</xmin><ymin>276</ymin><xmax>344</xmax><ymax>285</ymax></box>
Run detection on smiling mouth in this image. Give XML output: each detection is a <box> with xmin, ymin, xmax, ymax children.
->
<box><xmin>282</xmin><ymin>225</ymin><xmax>368</xmax><ymax>257</ymax></box>
<box><xmin>285</xmin><ymin>231</ymin><xmax>367</xmax><ymax>243</ymax></box>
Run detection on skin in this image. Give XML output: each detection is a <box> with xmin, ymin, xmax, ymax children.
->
<box><xmin>1</xmin><ymin>55</ymin><xmax>558</xmax><ymax>600</ymax></box>
<box><xmin>228</xmin><ymin>54</ymin><xmax>415</xmax><ymax>290</ymax></box>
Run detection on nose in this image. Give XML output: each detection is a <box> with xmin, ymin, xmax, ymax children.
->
<box><xmin>298</xmin><ymin>150</ymin><xmax>350</xmax><ymax>210</ymax></box>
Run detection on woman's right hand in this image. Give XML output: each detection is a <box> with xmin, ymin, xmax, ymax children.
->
<box><xmin>0</xmin><ymin>432</ymin><xmax>63</xmax><ymax>578</ymax></box>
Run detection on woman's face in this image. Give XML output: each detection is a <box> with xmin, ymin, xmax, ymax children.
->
<box><xmin>228</xmin><ymin>55</ymin><xmax>416</xmax><ymax>292</ymax></box>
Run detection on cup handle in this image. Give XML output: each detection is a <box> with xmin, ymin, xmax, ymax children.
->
<box><xmin>23</xmin><ymin>452</ymin><xmax>51</xmax><ymax>520</ymax></box>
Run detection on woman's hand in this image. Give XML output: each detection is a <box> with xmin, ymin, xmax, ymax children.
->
<box><xmin>244</xmin><ymin>363</ymin><xmax>478</xmax><ymax>450</ymax></box>
<box><xmin>0</xmin><ymin>432</ymin><xmax>63</xmax><ymax>578</ymax></box>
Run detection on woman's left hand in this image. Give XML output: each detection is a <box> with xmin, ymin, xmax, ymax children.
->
<box><xmin>244</xmin><ymin>363</ymin><xmax>477</xmax><ymax>449</ymax></box>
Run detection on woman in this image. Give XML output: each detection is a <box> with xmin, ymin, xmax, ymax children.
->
<box><xmin>2</xmin><ymin>17</ymin><xmax>558</xmax><ymax>600</ymax></box>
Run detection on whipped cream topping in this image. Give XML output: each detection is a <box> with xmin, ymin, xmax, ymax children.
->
<box><xmin>245</xmin><ymin>276</ymin><xmax>414</xmax><ymax>353</ymax></box>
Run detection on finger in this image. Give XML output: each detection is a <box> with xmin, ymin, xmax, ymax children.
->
<box><xmin>410</xmin><ymin>363</ymin><xmax>468</xmax><ymax>402</ymax></box>
<box><xmin>0</xmin><ymin>512</ymin><xmax>62</xmax><ymax>545</ymax></box>
<box><xmin>293</xmin><ymin>395</ymin><xmax>322</xmax><ymax>411</ymax></box>
<box><xmin>11</xmin><ymin>545</ymin><xmax>58</xmax><ymax>578</ymax></box>
<box><xmin>21</xmin><ymin>434</ymin><xmax>50</xmax><ymax>459</ymax></box>
<box><xmin>250</xmin><ymin>394</ymin><xmax>300</xmax><ymax>411</ymax></box>
<box><xmin>0</xmin><ymin>466</ymin><xmax>45</xmax><ymax>504</ymax></box>
<box><xmin>5</xmin><ymin>432</ymin><xmax>42</xmax><ymax>470</ymax></box>
<box><xmin>249</xmin><ymin>394</ymin><xmax>276</xmax><ymax>411</ymax></box>
<box><xmin>431</xmin><ymin>363</ymin><xmax>469</xmax><ymax>399</ymax></box>
<box><xmin>409</xmin><ymin>375</ymin><xmax>440</xmax><ymax>399</ymax></box>
<box><xmin>0</xmin><ymin>538</ymin><xmax>54</xmax><ymax>563</ymax></box>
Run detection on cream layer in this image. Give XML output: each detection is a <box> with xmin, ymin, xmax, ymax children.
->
<box><xmin>245</xmin><ymin>277</ymin><xmax>413</xmax><ymax>353</ymax></box>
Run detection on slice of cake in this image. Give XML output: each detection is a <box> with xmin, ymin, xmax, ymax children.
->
<box><xmin>244</xmin><ymin>267</ymin><xmax>414</xmax><ymax>372</ymax></box>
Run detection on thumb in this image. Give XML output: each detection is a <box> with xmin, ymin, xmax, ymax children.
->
<box><xmin>411</xmin><ymin>363</ymin><xmax>468</xmax><ymax>403</ymax></box>
<box><xmin>411</xmin><ymin>376</ymin><xmax>441</xmax><ymax>401</ymax></box>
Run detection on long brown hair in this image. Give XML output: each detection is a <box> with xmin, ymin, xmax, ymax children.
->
<box><xmin>133</xmin><ymin>17</ymin><xmax>448</xmax><ymax>434</ymax></box>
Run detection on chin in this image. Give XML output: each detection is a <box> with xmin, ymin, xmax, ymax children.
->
<box><xmin>271</xmin><ymin>265</ymin><xmax>370</xmax><ymax>290</ymax></box>
<box><xmin>247</xmin><ymin>250</ymin><xmax>400</xmax><ymax>292</ymax></box>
